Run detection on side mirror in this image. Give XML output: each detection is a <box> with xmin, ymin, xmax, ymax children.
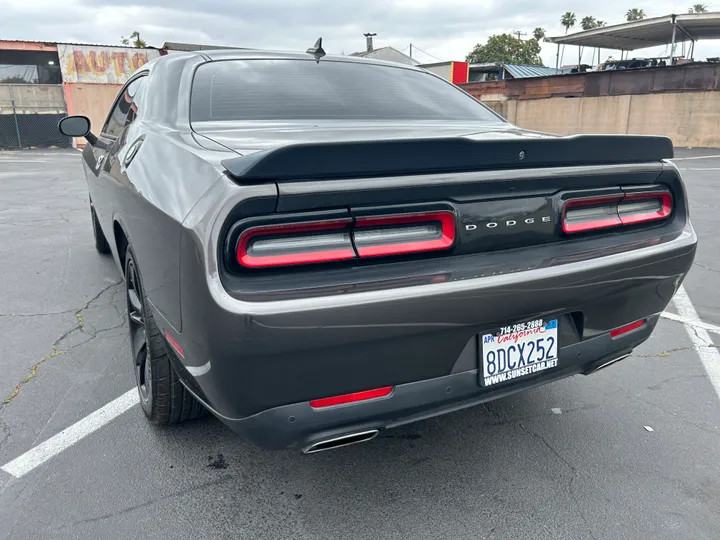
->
<box><xmin>58</xmin><ymin>116</ymin><xmax>97</xmax><ymax>145</ymax></box>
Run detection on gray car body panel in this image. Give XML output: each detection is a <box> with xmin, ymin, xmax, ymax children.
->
<box><xmin>79</xmin><ymin>50</ymin><xmax>697</xmax><ymax>448</ymax></box>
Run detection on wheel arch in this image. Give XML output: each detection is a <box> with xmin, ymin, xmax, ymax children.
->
<box><xmin>113</xmin><ymin>217</ymin><xmax>130</xmax><ymax>276</ymax></box>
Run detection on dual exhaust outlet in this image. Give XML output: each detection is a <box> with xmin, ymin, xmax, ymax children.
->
<box><xmin>303</xmin><ymin>353</ymin><xmax>632</xmax><ymax>453</ymax></box>
<box><xmin>303</xmin><ymin>429</ymin><xmax>379</xmax><ymax>454</ymax></box>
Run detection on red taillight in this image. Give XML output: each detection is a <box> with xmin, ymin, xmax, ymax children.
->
<box><xmin>237</xmin><ymin>219</ymin><xmax>355</xmax><ymax>268</ymax></box>
<box><xmin>562</xmin><ymin>195</ymin><xmax>624</xmax><ymax>233</ymax></box>
<box><xmin>618</xmin><ymin>192</ymin><xmax>672</xmax><ymax>226</ymax></box>
<box><xmin>354</xmin><ymin>211</ymin><xmax>455</xmax><ymax>258</ymax></box>
<box><xmin>562</xmin><ymin>191</ymin><xmax>672</xmax><ymax>234</ymax></box>
<box><xmin>310</xmin><ymin>386</ymin><xmax>394</xmax><ymax>409</ymax></box>
<box><xmin>610</xmin><ymin>319</ymin><xmax>646</xmax><ymax>338</ymax></box>
<box><xmin>236</xmin><ymin>211</ymin><xmax>456</xmax><ymax>268</ymax></box>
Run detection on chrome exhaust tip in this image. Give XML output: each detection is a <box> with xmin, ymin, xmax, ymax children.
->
<box><xmin>587</xmin><ymin>354</ymin><xmax>630</xmax><ymax>374</ymax></box>
<box><xmin>303</xmin><ymin>429</ymin><xmax>379</xmax><ymax>454</ymax></box>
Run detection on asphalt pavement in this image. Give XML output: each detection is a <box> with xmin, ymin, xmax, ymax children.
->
<box><xmin>0</xmin><ymin>148</ymin><xmax>719</xmax><ymax>540</ymax></box>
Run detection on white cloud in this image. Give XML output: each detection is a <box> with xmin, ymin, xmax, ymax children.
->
<box><xmin>1</xmin><ymin>0</ymin><xmax>719</xmax><ymax>66</ymax></box>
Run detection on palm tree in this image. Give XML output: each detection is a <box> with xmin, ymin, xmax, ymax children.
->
<box><xmin>533</xmin><ymin>27</ymin><xmax>546</xmax><ymax>41</ymax></box>
<box><xmin>593</xmin><ymin>20</ymin><xmax>607</xmax><ymax>66</ymax></box>
<box><xmin>560</xmin><ymin>12</ymin><xmax>577</xmax><ymax>66</ymax></box>
<box><xmin>121</xmin><ymin>30</ymin><xmax>147</xmax><ymax>48</ymax></box>
<box><xmin>626</xmin><ymin>8</ymin><xmax>646</xmax><ymax>21</ymax></box>
<box><xmin>561</xmin><ymin>11</ymin><xmax>577</xmax><ymax>33</ymax></box>
<box><xmin>579</xmin><ymin>16</ymin><xmax>597</xmax><ymax>65</ymax></box>
<box><xmin>688</xmin><ymin>4</ymin><xmax>708</xmax><ymax>12</ymax></box>
<box><xmin>581</xmin><ymin>16</ymin><xmax>597</xmax><ymax>30</ymax></box>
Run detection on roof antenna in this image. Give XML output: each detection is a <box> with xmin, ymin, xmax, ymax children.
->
<box><xmin>306</xmin><ymin>37</ymin><xmax>326</xmax><ymax>63</ymax></box>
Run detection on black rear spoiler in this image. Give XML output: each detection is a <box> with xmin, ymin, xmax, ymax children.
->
<box><xmin>221</xmin><ymin>134</ymin><xmax>673</xmax><ymax>182</ymax></box>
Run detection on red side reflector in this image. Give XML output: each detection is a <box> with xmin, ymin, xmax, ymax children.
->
<box><xmin>237</xmin><ymin>219</ymin><xmax>355</xmax><ymax>268</ymax></box>
<box><xmin>353</xmin><ymin>211</ymin><xmax>456</xmax><ymax>258</ymax></box>
<box><xmin>310</xmin><ymin>386</ymin><xmax>394</xmax><ymax>409</ymax></box>
<box><xmin>610</xmin><ymin>319</ymin><xmax>646</xmax><ymax>338</ymax></box>
<box><xmin>164</xmin><ymin>330</ymin><xmax>184</xmax><ymax>357</ymax></box>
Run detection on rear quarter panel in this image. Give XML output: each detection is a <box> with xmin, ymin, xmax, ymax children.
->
<box><xmin>106</xmin><ymin>124</ymin><xmax>229</xmax><ymax>330</ymax></box>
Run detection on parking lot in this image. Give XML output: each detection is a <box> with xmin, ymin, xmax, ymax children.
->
<box><xmin>0</xmin><ymin>148</ymin><xmax>719</xmax><ymax>540</ymax></box>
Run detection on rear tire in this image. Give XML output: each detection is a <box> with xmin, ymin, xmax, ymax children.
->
<box><xmin>91</xmin><ymin>205</ymin><xmax>111</xmax><ymax>254</ymax></box>
<box><xmin>125</xmin><ymin>247</ymin><xmax>206</xmax><ymax>424</ymax></box>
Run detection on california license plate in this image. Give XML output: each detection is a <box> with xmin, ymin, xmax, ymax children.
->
<box><xmin>480</xmin><ymin>319</ymin><xmax>559</xmax><ymax>387</ymax></box>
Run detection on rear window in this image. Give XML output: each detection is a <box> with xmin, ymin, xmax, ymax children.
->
<box><xmin>190</xmin><ymin>59</ymin><xmax>501</xmax><ymax>123</ymax></box>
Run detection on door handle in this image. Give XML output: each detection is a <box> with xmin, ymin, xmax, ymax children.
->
<box><xmin>96</xmin><ymin>154</ymin><xmax>106</xmax><ymax>169</ymax></box>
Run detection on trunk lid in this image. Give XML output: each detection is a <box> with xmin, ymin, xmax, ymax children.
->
<box><xmin>193</xmin><ymin>119</ymin><xmax>545</xmax><ymax>155</ymax></box>
<box><xmin>206</xmin><ymin>122</ymin><xmax>672</xmax><ymax>183</ymax></box>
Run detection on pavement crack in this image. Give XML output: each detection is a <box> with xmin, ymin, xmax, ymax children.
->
<box><xmin>0</xmin><ymin>281</ymin><xmax>122</xmax><ymax>406</ymax></box>
<box><xmin>633</xmin><ymin>345</ymin><xmax>717</xmax><ymax>358</ymax></box>
<box><xmin>516</xmin><ymin>423</ymin><xmax>598</xmax><ymax>540</ymax></box>
<box><xmin>615</xmin><ymin>386</ymin><xmax>720</xmax><ymax>439</ymax></box>
<box><xmin>0</xmin><ymin>417</ymin><xmax>10</xmax><ymax>450</ymax></box>
<box><xmin>692</xmin><ymin>262</ymin><xmax>720</xmax><ymax>274</ymax></box>
<box><xmin>63</xmin><ymin>475</ymin><xmax>232</xmax><ymax>529</ymax></box>
<box><xmin>1</xmin><ymin>346</ymin><xmax>64</xmax><ymax>405</ymax></box>
<box><xmin>0</xmin><ymin>309</ymin><xmax>76</xmax><ymax>318</ymax></box>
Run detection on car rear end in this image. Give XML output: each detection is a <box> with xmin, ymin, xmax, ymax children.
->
<box><xmin>169</xmin><ymin>55</ymin><xmax>697</xmax><ymax>450</ymax></box>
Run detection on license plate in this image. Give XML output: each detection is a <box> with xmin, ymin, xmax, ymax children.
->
<box><xmin>480</xmin><ymin>319</ymin><xmax>559</xmax><ymax>387</ymax></box>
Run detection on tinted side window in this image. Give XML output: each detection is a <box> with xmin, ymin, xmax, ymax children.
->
<box><xmin>102</xmin><ymin>77</ymin><xmax>145</xmax><ymax>137</ymax></box>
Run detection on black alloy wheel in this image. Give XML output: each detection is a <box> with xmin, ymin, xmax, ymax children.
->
<box><xmin>124</xmin><ymin>246</ymin><xmax>206</xmax><ymax>424</ymax></box>
<box><xmin>126</xmin><ymin>253</ymin><xmax>152</xmax><ymax>408</ymax></box>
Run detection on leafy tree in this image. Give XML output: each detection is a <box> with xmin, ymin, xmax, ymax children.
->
<box><xmin>0</xmin><ymin>75</ymin><xmax>29</xmax><ymax>83</ymax></box>
<box><xmin>688</xmin><ymin>4</ymin><xmax>708</xmax><ymax>12</ymax></box>
<box><xmin>533</xmin><ymin>27</ymin><xmax>546</xmax><ymax>41</ymax></box>
<box><xmin>626</xmin><ymin>8</ymin><xmax>646</xmax><ymax>21</ymax></box>
<box><xmin>465</xmin><ymin>33</ymin><xmax>543</xmax><ymax>66</ymax></box>
<box><xmin>559</xmin><ymin>12</ymin><xmax>577</xmax><ymax>65</ymax></box>
<box><xmin>121</xmin><ymin>31</ymin><xmax>147</xmax><ymax>48</ymax></box>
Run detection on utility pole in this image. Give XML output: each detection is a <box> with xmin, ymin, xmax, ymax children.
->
<box><xmin>409</xmin><ymin>43</ymin><xmax>413</xmax><ymax>58</ymax></box>
<box><xmin>513</xmin><ymin>31</ymin><xmax>527</xmax><ymax>40</ymax></box>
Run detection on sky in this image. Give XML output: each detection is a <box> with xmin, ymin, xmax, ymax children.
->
<box><xmin>2</xmin><ymin>0</ymin><xmax>720</xmax><ymax>67</ymax></box>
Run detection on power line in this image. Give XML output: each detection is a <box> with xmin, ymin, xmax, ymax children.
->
<box><xmin>409</xmin><ymin>44</ymin><xmax>441</xmax><ymax>61</ymax></box>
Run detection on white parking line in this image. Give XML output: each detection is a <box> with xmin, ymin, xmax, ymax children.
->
<box><xmin>671</xmin><ymin>154</ymin><xmax>720</xmax><ymax>161</ymax></box>
<box><xmin>672</xmin><ymin>286</ymin><xmax>720</xmax><ymax>400</ymax></box>
<box><xmin>661</xmin><ymin>311</ymin><xmax>720</xmax><ymax>335</ymax></box>
<box><xmin>1</xmin><ymin>389</ymin><xmax>138</xmax><ymax>479</ymax></box>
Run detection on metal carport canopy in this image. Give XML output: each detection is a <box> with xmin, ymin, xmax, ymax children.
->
<box><xmin>545</xmin><ymin>12</ymin><xmax>720</xmax><ymax>51</ymax></box>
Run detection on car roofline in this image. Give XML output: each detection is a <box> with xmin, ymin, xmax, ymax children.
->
<box><xmin>199</xmin><ymin>49</ymin><xmax>427</xmax><ymax>72</ymax></box>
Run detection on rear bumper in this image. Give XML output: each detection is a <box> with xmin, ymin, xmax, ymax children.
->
<box><xmin>169</xmin><ymin>223</ymin><xmax>696</xmax><ymax>448</ymax></box>
<box><xmin>212</xmin><ymin>318</ymin><xmax>654</xmax><ymax>450</ymax></box>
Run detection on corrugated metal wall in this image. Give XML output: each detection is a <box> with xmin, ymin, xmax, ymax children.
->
<box><xmin>459</xmin><ymin>63</ymin><xmax>720</xmax><ymax>101</ymax></box>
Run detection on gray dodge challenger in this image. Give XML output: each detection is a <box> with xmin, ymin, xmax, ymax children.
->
<box><xmin>59</xmin><ymin>45</ymin><xmax>697</xmax><ymax>452</ymax></box>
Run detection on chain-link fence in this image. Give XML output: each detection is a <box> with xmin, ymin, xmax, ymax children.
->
<box><xmin>0</xmin><ymin>84</ymin><xmax>71</xmax><ymax>149</ymax></box>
